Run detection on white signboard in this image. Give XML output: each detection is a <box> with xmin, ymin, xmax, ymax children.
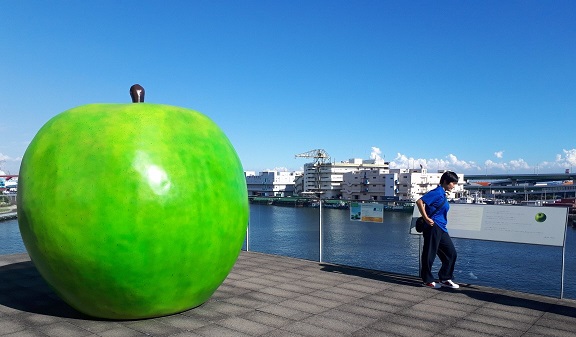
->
<box><xmin>350</xmin><ymin>202</ymin><xmax>384</xmax><ymax>223</ymax></box>
<box><xmin>410</xmin><ymin>204</ymin><xmax>568</xmax><ymax>247</ymax></box>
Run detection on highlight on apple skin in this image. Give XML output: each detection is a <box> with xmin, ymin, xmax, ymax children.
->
<box><xmin>17</xmin><ymin>85</ymin><xmax>249</xmax><ymax>319</ymax></box>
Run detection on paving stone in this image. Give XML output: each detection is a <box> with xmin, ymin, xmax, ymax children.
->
<box><xmin>39</xmin><ymin>322</ymin><xmax>94</xmax><ymax>337</ymax></box>
<box><xmin>192</xmin><ymin>323</ymin><xmax>253</xmax><ymax>337</ymax></box>
<box><xmin>0</xmin><ymin>317</ymin><xmax>27</xmax><ymax>335</ymax></box>
<box><xmin>240</xmin><ymin>310</ymin><xmax>294</xmax><ymax>329</ymax></box>
<box><xmin>168</xmin><ymin>332</ymin><xmax>204</xmax><ymax>337</ymax></box>
<box><xmin>442</xmin><ymin>326</ymin><xmax>501</xmax><ymax>337</ymax></box>
<box><xmin>308</xmin><ymin>289</ymin><xmax>359</xmax><ymax>304</ymax></box>
<box><xmin>155</xmin><ymin>314</ymin><xmax>209</xmax><ymax>331</ymax></box>
<box><xmin>335</xmin><ymin>302</ymin><xmax>391</xmax><ymax>319</ymax></box>
<box><xmin>261</xmin><ymin>328</ymin><xmax>307</xmax><ymax>337</ymax></box>
<box><xmin>294</xmin><ymin>294</ymin><xmax>343</xmax><ymax>309</ymax></box>
<box><xmin>368</xmin><ymin>318</ymin><xmax>437</xmax><ymax>337</ymax></box>
<box><xmin>279</xmin><ymin>321</ymin><xmax>347</xmax><ymax>337</ymax></box>
<box><xmin>533</xmin><ymin>316</ymin><xmax>576</xmax><ymax>333</ymax></box>
<box><xmin>259</xmin><ymin>287</ymin><xmax>301</xmax><ymax>299</ymax></box>
<box><xmin>302</xmin><ymin>314</ymin><xmax>363</xmax><ymax>334</ymax></box>
<box><xmin>421</xmin><ymin>297</ymin><xmax>479</xmax><ymax>313</ymax></box>
<box><xmin>242</xmin><ymin>291</ymin><xmax>287</xmax><ymax>305</ymax></box>
<box><xmin>96</xmin><ymin>326</ymin><xmax>149</xmax><ymax>337</ymax></box>
<box><xmin>373</xmin><ymin>313</ymin><xmax>446</xmax><ymax>333</ymax></box>
<box><xmin>473</xmin><ymin>306</ymin><xmax>539</xmax><ymax>323</ymax></box>
<box><xmin>217</xmin><ymin>316</ymin><xmax>276</xmax><ymax>335</ymax></box>
<box><xmin>464</xmin><ymin>312</ymin><xmax>534</xmax><ymax>330</ymax></box>
<box><xmin>221</xmin><ymin>293</ymin><xmax>272</xmax><ymax>309</ymax></box>
<box><xmin>452</xmin><ymin>319</ymin><xmax>525</xmax><ymax>337</ymax></box>
<box><xmin>525</xmin><ymin>324</ymin><xmax>576</xmax><ymax>337</ymax></box>
<box><xmin>317</xmin><ymin>308</ymin><xmax>378</xmax><ymax>328</ymax></box>
<box><xmin>275</xmin><ymin>283</ymin><xmax>316</xmax><ymax>295</ymax></box>
<box><xmin>256</xmin><ymin>304</ymin><xmax>312</xmax><ymax>321</ymax></box>
<box><xmin>337</xmin><ymin>282</ymin><xmax>384</xmax><ymax>295</ymax></box>
<box><xmin>351</xmin><ymin>326</ymin><xmax>399</xmax><ymax>336</ymax></box>
<box><xmin>2</xmin><ymin>329</ymin><xmax>52</xmax><ymax>337</ymax></box>
<box><xmin>276</xmin><ymin>299</ymin><xmax>330</xmax><ymax>314</ymax></box>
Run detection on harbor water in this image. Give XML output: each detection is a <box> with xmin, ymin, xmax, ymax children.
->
<box><xmin>2</xmin><ymin>204</ymin><xmax>576</xmax><ymax>299</ymax></box>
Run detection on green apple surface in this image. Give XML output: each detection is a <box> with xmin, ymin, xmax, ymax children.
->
<box><xmin>535</xmin><ymin>212</ymin><xmax>547</xmax><ymax>222</ymax></box>
<box><xmin>17</xmin><ymin>103</ymin><xmax>248</xmax><ymax>319</ymax></box>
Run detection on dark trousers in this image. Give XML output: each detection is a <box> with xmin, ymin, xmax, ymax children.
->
<box><xmin>420</xmin><ymin>224</ymin><xmax>457</xmax><ymax>283</ymax></box>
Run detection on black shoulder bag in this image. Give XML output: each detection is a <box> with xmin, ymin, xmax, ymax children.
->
<box><xmin>415</xmin><ymin>197</ymin><xmax>447</xmax><ymax>233</ymax></box>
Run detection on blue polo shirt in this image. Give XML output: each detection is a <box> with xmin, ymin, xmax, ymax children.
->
<box><xmin>420</xmin><ymin>185</ymin><xmax>449</xmax><ymax>232</ymax></box>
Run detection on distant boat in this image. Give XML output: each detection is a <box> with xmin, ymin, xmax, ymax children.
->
<box><xmin>323</xmin><ymin>200</ymin><xmax>348</xmax><ymax>209</ymax></box>
<box><xmin>455</xmin><ymin>192</ymin><xmax>487</xmax><ymax>204</ymax></box>
<box><xmin>455</xmin><ymin>196</ymin><xmax>474</xmax><ymax>204</ymax></box>
<box><xmin>520</xmin><ymin>200</ymin><xmax>543</xmax><ymax>207</ymax></box>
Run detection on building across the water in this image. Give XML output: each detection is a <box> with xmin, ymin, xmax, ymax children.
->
<box><xmin>340</xmin><ymin>168</ymin><xmax>465</xmax><ymax>201</ymax></box>
<box><xmin>245</xmin><ymin>170</ymin><xmax>303</xmax><ymax>197</ymax></box>
<box><xmin>246</xmin><ymin>159</ymin><xmax>465</xmax><ymax>202</ymax></box>
<box><xmin>245</xmin><ymin>162</ymin><xmax>576</xmax><ymax>203</ymax></box>
<box><xmin>294</xmin><ymin>158</ymin><xmax>393</xmax><ymax>199</ymax></box>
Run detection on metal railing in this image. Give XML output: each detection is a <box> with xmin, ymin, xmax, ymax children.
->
<box><xmin>244</xmin><ymin>204</ymin><xmax>576</xmax><ymax>299</ymax></box>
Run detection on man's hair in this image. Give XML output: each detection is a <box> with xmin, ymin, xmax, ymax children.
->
<box><xmin>440</xmin><ymin>171</ymin><xmax>459</xmax><ymax>185</ymax></box>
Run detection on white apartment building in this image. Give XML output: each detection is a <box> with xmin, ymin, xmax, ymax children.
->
<box><xmin>295</xmin><ymin>158</ymin><xmax>390</xmax><ymax>199</ymax></box>
<box><xmin>245</xmin><ymin>170</ymin><xmax>303</xmax><ymax>197</ymax></box>
<box><xmin>341</xmin><ymin>168</ymin><xmax>465</xmax><ymax>201</ymax></box>
<box><xmin>341</xmin><ymin>169</ymin><xmax>399</xmax><ymax>201</ymax></box>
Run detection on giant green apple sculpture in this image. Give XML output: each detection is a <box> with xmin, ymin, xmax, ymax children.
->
<box><xmin>17</xmin><ymin>85</ymin><xmax>248</xmax><ymax>319</ymax></box>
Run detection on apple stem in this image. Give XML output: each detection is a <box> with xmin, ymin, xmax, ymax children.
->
<box><xmin>130</xmin><ymin>84</ymin><xmax>145</xmax><ymax>103</ymax></box>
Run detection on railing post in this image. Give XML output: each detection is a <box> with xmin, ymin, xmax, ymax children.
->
<box><xmin>319</xmin><ymin>198</ymin><xmax>323</xmax><ymax>263</ymax></box>
<box><xmin>246</xmin><ymin>220</ymin><xmax>250</xmax><ymax>252</ymax></box>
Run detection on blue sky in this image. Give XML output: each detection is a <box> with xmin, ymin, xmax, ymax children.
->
<box><xmin>1</xmin><ymin>1</ymin><xmax>575</xmax><ymax>176</ymax></box>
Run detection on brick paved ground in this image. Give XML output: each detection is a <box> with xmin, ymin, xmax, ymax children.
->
<box><xmin>1</xmin><ymin>251</ymin><xmax>576</xmax><ymax>336</ymax></box>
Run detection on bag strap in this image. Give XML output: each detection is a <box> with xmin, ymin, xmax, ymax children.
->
<box><xmin>428</xmin><ymin>196</ymin><xmax>447</xmax><ymax>218</ymax></box>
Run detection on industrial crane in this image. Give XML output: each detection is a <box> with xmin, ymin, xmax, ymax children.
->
<box><xmin>295</xmin><ymin>149</ymin><xmax>330</xmax><ymax>196</ymax></box>
<box><xmin>294</xmin><ymin>149</ymin><xmax>330</xmax><ymax>165</ymax></box>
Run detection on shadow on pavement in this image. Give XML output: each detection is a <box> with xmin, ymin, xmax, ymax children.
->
<box><xmin>320</xmin><ymin>262</ymin><xmax>576</xmax><ymax>318</ymax></box>
<box><xmin>319</xmin><ymin>262</ymin><xmax>424</xmax><ymax>287</ymax></box>
<box><xmin>0</xmin><ymin>260</ymin><xmax>91</xmax><ymax>319</ymax></box>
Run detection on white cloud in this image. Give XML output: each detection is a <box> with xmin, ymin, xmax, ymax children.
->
<box><xmin>563</xmin><ymin>149</ymin><xmax>576</xmax><ymax>166</ymax></box>
<box><xmin>484</xmin><ymin>158</ymin><xmax>531</xmax><ymax>172</ymax></box>
<box><xmin>370</xmin><ymin>147</ymin><xmax>383</xmax><ymax>161</ymax></box>
<box><xmin>373</xmin><ymin>148</ymin><xmax>576</xmax><ymax>174</ymax></box>
<box><xmin>387</xmin><ymin>151</ymin><xmax>575</xmax><ymax>174</ymax></box>
<box><xmin>484</xmin><ymin>160</ymin><xmax>506</xmax><ymax>171</ymax></box>
<box><xmin>532</xmin><ymin>149</ymin><xmax>576</xmax><ymax>172</ymax></box>
<box><xmin>508</xmin><ymin>159</ymin><xmax>530</xmax><ymax>169</ymax></box>
<box><xmin>388</xmin><ymin>153</ymin><xmax>425</xmax><ymax>169</ymax></box>
<box><xmin>389</xmin><ymin>153</ymin><xmax>481</xmax><ymax>172</ymax></box>
<box><xmin>0</xmin><ymin>153</ymin><xmax>22</xmax><ymax>175</ymax></box>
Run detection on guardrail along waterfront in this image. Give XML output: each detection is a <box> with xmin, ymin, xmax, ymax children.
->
<box><xmin>245</xmin><ymin>204</ymin><xmax>576</xmax><ymax>299</ymax></box>
<box><xmin>2</xmin><ymin>203</ymin><xmax>576</xmax><ymax>299</ymax></box>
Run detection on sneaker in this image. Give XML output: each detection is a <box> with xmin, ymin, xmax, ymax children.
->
<box><xmin>440</xmin><ymin>280</ymin><xmax>460</xmax><ymax>289</ymax></box>
<box><xmin>423</xmin><ymin>282</ymin><xmax>441</xmax><ymax>289</ymax></box>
